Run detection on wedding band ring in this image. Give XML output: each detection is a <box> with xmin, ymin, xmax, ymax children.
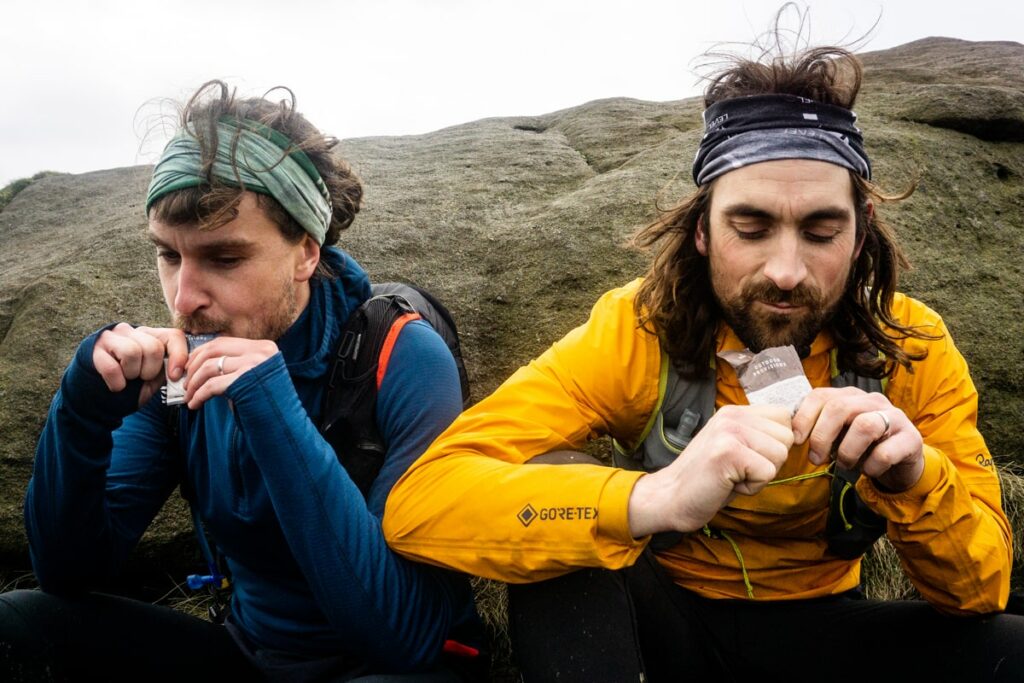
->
<box><xmin>216</xmin><ymin>355</ymin><xmax>226</xmax><ymax>376</ymax></box>
<box><xmin>874</xmin><ymin>410</ymin><xmax>891</xmax><ymax>439</ymax></box>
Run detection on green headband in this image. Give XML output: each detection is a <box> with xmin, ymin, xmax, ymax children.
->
<box><xmin>145</xmin><ymin>117</ymin><xmax>332</xmax><ymax>245</ymax></box>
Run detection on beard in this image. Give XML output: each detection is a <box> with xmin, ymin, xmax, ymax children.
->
<box><xmin>174</xmin><ymin>277</ymin><xmax>299</xmax><ymax>341</ymax></box>
<box><xmin>715</xmin><ymin>278</ymin><xmax>843</xmax><ymax>356</ymax></box>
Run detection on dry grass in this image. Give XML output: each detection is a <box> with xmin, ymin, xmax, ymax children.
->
<box><xmin>0</xmin><ymin>569</ymin><xmax>36</xmax><ymax>594</ymax></box>
<box><xmin>998</xmin><ymin>463</ymin><xmax>1024</xmax><ymax>565</ymax></box>
<box><xmin>470</xmin><ymin>577</ymin><xmax>516</xmax><ymax>680</ymax></box>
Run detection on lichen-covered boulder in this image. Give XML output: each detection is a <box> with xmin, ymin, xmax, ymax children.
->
<box><xmin>1</xmin><ymin>38</ymin><xmax>1021</xmax><ymax>578</ymax></box>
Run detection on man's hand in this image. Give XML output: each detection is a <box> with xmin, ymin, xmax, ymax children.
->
<box><xmin>183</xmin><ymin>337</ymin><xmax>279</xmax><ymax>410</ymax></box>
<box><xmin>92</xmin><ymin>324</ymin><xmax>188</xmax><ymax>408</ymax></box>
<box><xmin>628</xmin><ymin>405</ymin><xmax>794</xmax><ymax>538</ymax></box>
<box><xmin>792</xmin><ymin>387</ymin><xmax>924</xmax><ymax>493</ymax></box>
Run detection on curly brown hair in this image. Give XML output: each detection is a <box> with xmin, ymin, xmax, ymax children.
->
<box><xmin>634</xmin><ymin>45</ymin><xmax>933</xmax><ymax>380</ymax></box>
<box><xmin>147</xmin><ymin>80</ymin><xmax>363</xmax><ymax>277</ymax></box>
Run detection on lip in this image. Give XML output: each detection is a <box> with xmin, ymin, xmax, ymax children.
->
<box><xmin>758</xmin><ymin>301</ymin><xmax>804</xmax><ymax>313</ymax></box>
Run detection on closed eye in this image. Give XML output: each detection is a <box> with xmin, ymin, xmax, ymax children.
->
<box><xmin>803</xmin><ymin>231</ymin><xmax>838</xmax><ymax>244</ymax></box>
<box><xmin>157</xmin><ymin>248</ymin><xmax>180</xmax><ymax>264</ymax></box>
<box><xmin>211</xmin><ymin>255</ymin><xmax>244</xmax><ymax>268</ymax></box>
<box><xmin>735</xmin><ymin>228</ymin><xmax>769</xmax><ymax>240</ymax></box>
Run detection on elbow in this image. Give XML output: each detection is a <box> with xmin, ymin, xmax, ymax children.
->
<box><xmin>381</xmin><ymin>490</ymin><xmax>416</xmax><ymax>553</ymax></box>
<box><xmin>927</xmin><ymin>563</ymin><xmax>1012</xmax><ymax>616</ymax></box>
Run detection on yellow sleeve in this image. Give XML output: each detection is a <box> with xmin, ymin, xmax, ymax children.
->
<box><xmin>857</xmin><ymin>296</ymin><xmax>1012</xmax><ymax>614</ymax></box>
<box><xmin>383</xmin><ymin>282</ymin><xmax>658</xmax><ymax>582</ymax></box>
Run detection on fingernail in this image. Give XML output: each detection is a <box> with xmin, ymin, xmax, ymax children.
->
<box><xmin>792</xmin><ymin>429</ymin><xmax>802</xmax><ymax>443</ymax></box>
<box><xmin>808</xmin><ymin>450</ymin><xmax>822</xmax><ymax>465</ymax></box>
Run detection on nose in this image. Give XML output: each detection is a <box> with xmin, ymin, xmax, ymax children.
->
<box><xmin>173</xmin><ymin>259</ymin><xmax>211</xmax><ymax>318</ymax></box>
<box><xmin>762</xmin><ymin>232</ymin><xmax>808</xmax><ymax>291</ymax></box>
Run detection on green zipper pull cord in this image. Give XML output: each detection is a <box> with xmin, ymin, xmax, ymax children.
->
<box><xmin>718</xmin><ymin>529</ymin><xmax>755</xmax><ymax>600</ymax></box>
<box><xmin>699</xmin><ymin>466</ymin><xmax>836</xmax><ymax>601</ymax></box>
<box><xmin>838</xmin><ymin>481</ymin><xmax>854</xmax><ymax>531</ymax></box>
<box><xmin>702</xmin><ymin>524</ymin><xmax>755</xmax><ymax>599</ymax></box>
<box><xmin>765</xmin><ymin>470</ymin><xmax>830</xmax><ymax>487</ymax></box>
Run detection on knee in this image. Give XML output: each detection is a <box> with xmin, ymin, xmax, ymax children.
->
<box><xmin>0</xmin><ymin>589</ymin><xmax>50</xmax><ymax>629</ymax></box>
<box><xmin>0</xmin><ymin>589</ymin><xmax>57</xmax><ymax>672</ymax></box>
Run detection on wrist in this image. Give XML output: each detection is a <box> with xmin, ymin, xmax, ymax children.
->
<box><xmin>871</xmin><ymin>452</ymin><xmax>925</xmax><ymax>493</ymax></box>
<box><xmin>627</xmin><ymin>470</ymin><xmax>698</xmax><ymax>538</ymax></box>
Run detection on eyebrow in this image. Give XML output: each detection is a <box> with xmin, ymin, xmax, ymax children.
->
<box><xmin>720</xmin><ymin>203</ymin><xmax>852</xmax><ymax>226</ymax></box>
<box><xmin>147</xmin><ymin>232</ymin><xmax>257</xmax><ymax>256</ymax></box>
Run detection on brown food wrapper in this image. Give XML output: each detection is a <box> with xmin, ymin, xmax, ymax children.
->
<box><xmin>717</xmin><ymin>345</ymin><xmax>812</xmax><ymax>414</ymax></box>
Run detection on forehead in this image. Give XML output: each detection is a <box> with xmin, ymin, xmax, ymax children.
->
<box><xmin>709</xmin><ymin>159</ymin><xmax>855</xmax><ymax>212</ymax></box>
<box><xmin>147</xmin><ymin>192</ymin><xmax>282</xmax><ymax>246</ymax></box>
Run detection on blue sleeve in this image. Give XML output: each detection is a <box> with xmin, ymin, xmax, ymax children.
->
<box><xmin>224</xmin><ymin>320</ymin><xmax>469</xmax><ymax>671</ymax></box>
<box><xmin>24</xmin><ymin>329</ymin><xmax>179</xmax><ymax>594</ymax></box>
<box><xmin>367</xmin><ymin>320</ymin><xmax>463</xmax><ymax>516</ymax></box>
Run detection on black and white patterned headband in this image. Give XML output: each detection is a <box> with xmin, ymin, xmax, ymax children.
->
<box><xmin>692</xmin><ymin>94</ymin><xmax>871</xmax><ymax>186</ymax></box>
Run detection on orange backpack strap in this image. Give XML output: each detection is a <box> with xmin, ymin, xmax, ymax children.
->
<box><xmin>320</xmin><ymin>283</ymin><xmax>470</xmax><ymax>499</ymax></box>
<box><xmin>376</xmin><ymin>312</ymin><xmax>422</xmax><ymax>390</ymax></box>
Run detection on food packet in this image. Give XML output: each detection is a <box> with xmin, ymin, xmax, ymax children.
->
<box><xmin>717</xmin><ymin>345</ymin><xmax>811</xmax><ymax>415</ymax></box>
<box><xmin>162</xmin><ymin>333</ymin><xmax>218</xmax><ymax>406</ymax></box>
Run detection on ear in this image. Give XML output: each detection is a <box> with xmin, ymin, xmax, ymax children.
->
<box><xmin>695</xmin><ymin>215</ymin><xmax>709</xmax><ymax>256</ymax></box>
<box><xmin>293</xmin><ymin>235</ymin><xmax>320</xmax><ymax>283</ymax></box>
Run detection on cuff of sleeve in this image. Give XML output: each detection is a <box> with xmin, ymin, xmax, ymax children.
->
<box><xmin>224</xmin><ymin>352</ymin><xmax>288</xmax><ymax>403</ymax></box>
<box><xmin>596</xmin><ymin>468</ymin><xmax>649</xmax><ymax>547</ymax></box>
<box><xmin>63</xmin><ymin>324</ymin><xmax>143</xmax><ymax>424</ymax></box>
<box><xmin>856</xmin><ymin>445</ymin><xmax>946</xmax><ymax>520</ymax></box>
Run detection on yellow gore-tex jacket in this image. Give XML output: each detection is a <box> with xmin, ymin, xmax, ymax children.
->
<box><xmin>384</xmin><ymin>280</ymin><xmax>1011</xmax><ymax>614</ymax></box>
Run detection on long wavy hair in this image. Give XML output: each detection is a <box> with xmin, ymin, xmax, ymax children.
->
<box><xmin>634</xmin><ymin>44</ymin><xmax>934</xmax><ymax>380</ymax></box>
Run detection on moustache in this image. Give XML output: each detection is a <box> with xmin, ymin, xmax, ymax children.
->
<box><xmin>174</xmin><ymin>313</ymin><xmax>228</xmax><ymax>335</ymax></box>
<box><xmin>740</xmin><ymin>280</ymin><xmax>824</xmax><ymax>308</ymax></box>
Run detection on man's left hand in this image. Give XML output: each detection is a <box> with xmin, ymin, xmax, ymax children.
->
<box><xmin>792</xmin><ymin>387</ymin><xmax>924</xmax><ymax>493</ymax></box>
<box><xmin>183</xmin><ymin>337</ymin><xmax>279</xmax><ymax>410</ymax></box>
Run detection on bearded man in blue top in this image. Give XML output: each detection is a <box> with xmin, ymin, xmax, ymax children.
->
<box><xmin>0</xmin><ymin>81</ymin><xmax>480</xmax><ymax>682</ymax></box>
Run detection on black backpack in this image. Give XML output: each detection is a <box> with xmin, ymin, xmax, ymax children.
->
<box><xmin>319</xmin><ymin>282</ymin><xmax>471</xmax><ymax>496</ymax></box>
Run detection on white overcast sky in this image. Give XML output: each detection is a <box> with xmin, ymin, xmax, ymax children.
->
<box><xmin>2</xmin><ymin>0</ymin><xmax>1022</xmax><ymax>187</ymax></box>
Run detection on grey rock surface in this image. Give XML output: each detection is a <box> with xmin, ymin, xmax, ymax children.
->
<box><xmin>1</xmin><ymin>38</ymin><xmax>1021</xmax><ymax>572</ymax></box>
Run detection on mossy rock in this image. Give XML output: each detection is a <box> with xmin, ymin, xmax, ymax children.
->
<box><xmin>0</xmin><ymin>39</ymin><xmax>1021</xmax><ymax>584</ymax></box>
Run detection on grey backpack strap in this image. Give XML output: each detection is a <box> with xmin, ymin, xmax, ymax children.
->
<box><xmin>614</xmin><ymin>357</ymin><xmax>716</xmax><ymax>551</ymax></box>
<box><xmin>831</xmin><ymin>369</ymin><xmax>883</xmax><ymax>394</ymax></box>
<box><xmin>614</xmin><ymin>358</ymin><xmax>716</xmax><ymax>473</ymax></box>
<box><xmin>644</xmin><ymin>366</ymin><xmax>716</xmax><ymax>471</ymax></box>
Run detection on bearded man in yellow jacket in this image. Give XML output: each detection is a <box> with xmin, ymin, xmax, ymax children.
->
<box><xmin>384</xmin><ymin>42</ymin><xmax>1024</xmax><ymax>682</ymax></box>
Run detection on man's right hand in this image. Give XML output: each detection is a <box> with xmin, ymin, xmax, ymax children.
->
<box><xmin>627</xmin><ymin>405</ymin><xmax>794</xmax><ymax>538</ymax></box>
<box><xmin>91</xmin><ymin>324</ymin><xmax>188</xmax><ymax>408</ymax></box>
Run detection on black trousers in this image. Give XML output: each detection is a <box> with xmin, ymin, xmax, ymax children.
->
<box><xmin>0</xmin><ymin>590</ymin><xmax>464</xmax><ymax>683</ymax></box>
<box><xmin>0</xmin><ymin>589</ymin><xmax>257</xmax><ymax>682</ymax></box>
<box><xmin>508</xmin><ymin>551</ymin><xmax>1024</xmax><ymax>683</ymax></box>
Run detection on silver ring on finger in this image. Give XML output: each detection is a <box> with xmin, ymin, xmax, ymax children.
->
<box><xmin>874</xmin><ymin>410</ymin><xmax>891</xmax><ymax>440</ymax></box>
<box><xmin>216</xmin><ymin>355</ymin><xmax>227</xmax><ymax>376</ymax></box>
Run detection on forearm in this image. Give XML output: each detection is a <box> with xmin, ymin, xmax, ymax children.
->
<box><xmin>386</xmin><ymin>444</ymin><xmax>647</xmax><ymax>581</ymax></box>
<box><xmin>866</xmin><ymin>310</ymin><xmax>1013</xmax><ymax>613</ymax></box>
<box><xmin>858</xmin><ymin>445</ymin><xmax>1011</xmax><ymax>613</ymax></box>
<box><xmin>26</xmin><ymin>332</ymin><xmax>153</xmax><ymax>591</ymax></box>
